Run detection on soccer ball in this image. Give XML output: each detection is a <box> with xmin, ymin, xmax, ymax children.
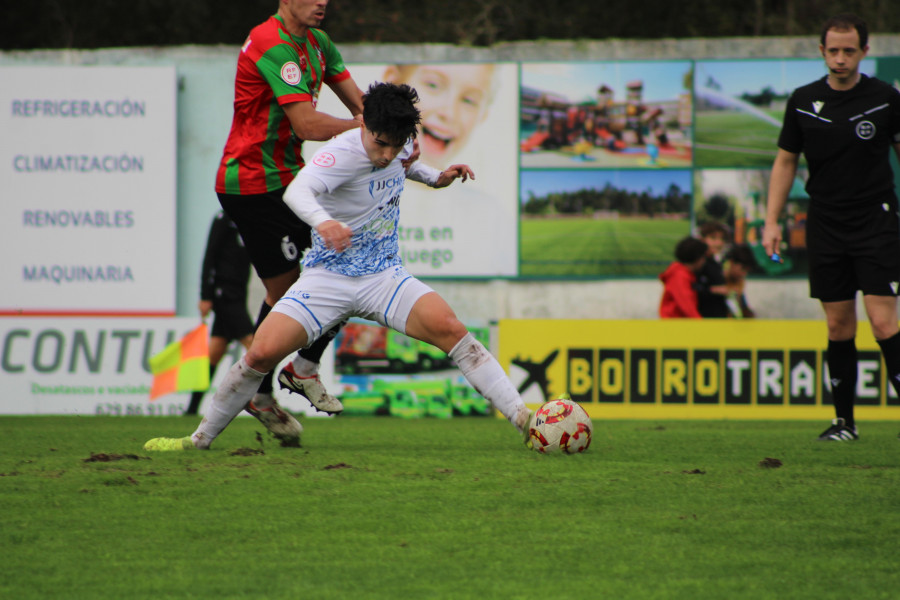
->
<box><xmin>528</xmin><ymin>397</ymin><xmax>593</xmax><ymax>454</ymax></box>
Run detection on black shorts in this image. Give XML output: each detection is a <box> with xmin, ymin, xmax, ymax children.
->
<box><xmin>806</xmin><ymin>198</ymin><xmax>900</xmax><ymax>301</ymax></box>
<box><xmin>210</xmin><ymin>299</ymin><xmax>254</xmax><ymax>341</ymax></box>
<box><xmin>218</xmin><ymin>189</ymin><xmax>312</xmax><ymax>279</ymax></box>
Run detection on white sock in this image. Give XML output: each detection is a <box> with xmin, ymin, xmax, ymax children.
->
<box><xmin>449</xmin><ymin>333</ymin><xmax>525</xmax><ymax>429</ymax></box>
<box><xmin>249</xmin><ymin>392</ymin><xmax>275</xmax><ymax>409</ymax></box>
<box><xmin>291</xmin><ymin>354</ymin><xmax>318</xmax><ymax>377</ymax></box>
<box><xmin>192</xmin><ymin>356</ymin><xmax>266</xmax><ymax>449</ymax></box>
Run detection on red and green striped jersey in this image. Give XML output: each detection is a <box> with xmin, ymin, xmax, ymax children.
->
<box><xmin>215</xmin><ymin>15</ymin><xmax>352</xmax><ymax>195</ymax></box>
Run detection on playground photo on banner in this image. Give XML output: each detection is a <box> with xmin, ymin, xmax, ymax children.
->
<box><xmin>693</xmin><ymin>57</ymin><xmax>877</xmax><ymax>168</ymax></box>
<box><xmin>519</xmin><ymin>60</ymin><xmax>693</xmax><ymax>168</ymax></box>
<box><xmin>519</xmin><ymin>169</ymin><xmax>692</xmax><ymax>277</ymax></box>
<box><xmin>693</xmin><ymin>168</ymin><xmax>810</xmax><ymax>277</ymax></box>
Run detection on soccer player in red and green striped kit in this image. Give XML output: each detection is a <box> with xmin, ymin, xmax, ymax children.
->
<box><xmin>212</xmin><ymin>0</ymin><xmax>363</xmax><ymax>445</ymax></box>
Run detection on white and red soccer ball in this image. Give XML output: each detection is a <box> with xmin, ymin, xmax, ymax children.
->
<box><xmin>528</xmin><ymin>396</ymin><xmax>593</xmax><ymax>454</ymax></box>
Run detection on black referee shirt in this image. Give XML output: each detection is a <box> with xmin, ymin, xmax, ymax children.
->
<box><xmin>778</xmin><ymin>74</ymin><xmax>900</xmax><ymax>210</ymax></box>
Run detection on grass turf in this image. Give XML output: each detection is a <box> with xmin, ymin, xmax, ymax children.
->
<box><xmin>1</xmin><ymin>416</ymin><xmax>899</xmax><ymax>599</ymax></box>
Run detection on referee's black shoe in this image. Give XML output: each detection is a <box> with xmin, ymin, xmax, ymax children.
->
<box><xmin>817</xmin><ymin>418</ymin><xmax>858</xmax><ymax>442</ymax></box>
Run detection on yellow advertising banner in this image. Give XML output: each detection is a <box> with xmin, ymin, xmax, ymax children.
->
<box><xmin>498</xmin><ymin>319</ymin><xmax>900</xmax><ymax>420</ymax></box>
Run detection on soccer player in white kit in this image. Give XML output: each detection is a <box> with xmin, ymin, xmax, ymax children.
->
<box><xmin>145</xmin><ymin>82</ymin><xmax>533</xmax><ymax>451</ymax></box>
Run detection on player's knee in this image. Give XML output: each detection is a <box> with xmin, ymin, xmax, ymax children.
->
<box><xmin>870</xmin><ymin>319</ymin><xmax>899</xmax><ymax>341</ymax></box>
<box><xmin>826</xmin><ymin>315</ymin><xmax>855</xmax><ymax>339</ymax></box>
<box><xmin>244</xmin><ymin>344</ymin><xmax>281</xmax><ymax>373</ymax></box>
<box><xmin>427</xmin><ymin>317</ymin><xmax>468</xmax><ymax>352</ymax></box>
<box><xmin>440</xmin><ymin>317</ymin><xmax>468</xmax><ymax>341</ymax></box>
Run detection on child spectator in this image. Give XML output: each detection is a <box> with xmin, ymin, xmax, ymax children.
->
<box><xmin>659</xmin><ymin>236</ymin><xmax>708</xmax><ymax>318</ymax></box>
<box><xmin>695</xmin><ymin>221</ymin><xmax>730</xmax><ymax>318</ymax></box>
<box><xmin>722</xmin><ymin>244</ymin><xmax>757</xmax><ymax>318</ymax></box>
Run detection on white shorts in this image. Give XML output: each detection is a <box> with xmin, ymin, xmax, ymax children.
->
<box><xmin>271</xmin><ymin>265</ymin><xmax>434</xmax><ymax>344</ymax></box>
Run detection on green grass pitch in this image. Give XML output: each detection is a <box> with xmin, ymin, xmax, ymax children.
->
<box><xmin>2</xmin><ymin>415</ymin><xmax>898</xmax><ymax>599</ymax></box>
<box><xmin>520</xmin><ymin>217</ymin><xmax>689</xmax><ymax>277</ymax></box>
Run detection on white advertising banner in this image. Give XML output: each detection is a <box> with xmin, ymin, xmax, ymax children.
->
<box><xmin>311</xmin><ymin>63</ymin><xmax>520</xmax><ymax>278</ymax></box>
<box><xmin>0</xmin><ymin>66</ymin><xmax>177</xmax><ymax>315</ymax></box>
<box><xmin>1</xmin><ymin>317</ymin><xmax>199</xmax><ymax>415</ymax></box>
<box><xmin>0</xmin><ymin>317</ymin><xmax>334</xmax><ymax>417</ymax></box>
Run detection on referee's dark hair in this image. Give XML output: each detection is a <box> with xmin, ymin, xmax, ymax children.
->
<box><xmin>821</xmin><ymin>13</ymin><xmax>868</xmax><ymax>48</ymax></box>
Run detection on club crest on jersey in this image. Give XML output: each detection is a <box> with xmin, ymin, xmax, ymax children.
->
<box><xmin>313</xmin><ymin>152</ymin><xmax>336</xmax><ymax>168</ymax></box>
<box><xmin>281</xmin><ymin>62</ymin><xmax>301</xmax><ymax>85</ymax></box>
<box><xmin>812</xmin><ymin>101</ymin><xmax>824</xmax><ymax>113</ymax></box>
<box><xmin>856</xmin><ymin>120</ymin><xmax>876</xmax><ymax>140</ymax></box>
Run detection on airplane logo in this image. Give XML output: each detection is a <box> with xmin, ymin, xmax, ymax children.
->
<box><xmin>511</xmin><ymin>349</ymin><xmax>559</xmax><ymax>401</ymax></box>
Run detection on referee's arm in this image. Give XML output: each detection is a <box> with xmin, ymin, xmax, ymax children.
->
<box><xmin>763</xmin><ymin>149</ymin><xmax>800</xmax><ymax>257</ymax></box>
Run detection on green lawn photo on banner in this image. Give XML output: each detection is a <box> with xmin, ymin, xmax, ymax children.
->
<box><xmin>693</xmin><ymin>58</ymin><xmax>876</xmax><ymax>167</ymax></box>
<box><xmin>520</xmin><ymin>169</ymin><xmax>692</xmax><ymax>277</ymax></box>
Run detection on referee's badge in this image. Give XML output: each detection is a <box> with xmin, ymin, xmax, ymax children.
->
<box><xmin>855</xmin><ymin>120</ymin><xmax>876</xmax><ymax>140</ymax></box>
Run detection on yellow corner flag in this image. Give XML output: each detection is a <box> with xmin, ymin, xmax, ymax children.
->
<box><xmin>149</xmin><ymin>323</ymin><xmax>210</xmax><ymax>400</ymax></box>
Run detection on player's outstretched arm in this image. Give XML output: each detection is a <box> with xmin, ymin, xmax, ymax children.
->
<box><xmin>433</xmin><ymin>164</ymin><xmax>475</xmax><ymax>188</ymax></box>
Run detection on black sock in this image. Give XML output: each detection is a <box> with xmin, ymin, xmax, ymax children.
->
<box><xmin>185</xmin><ymin>391</ymin><xmax>204</xmax><ymax>415</ymax></box>
<box><xmin>827</xmin><ymin>338</ymin><xmax>857</xmax><ymax>427</ymax></box>
<box><xmin>298</xmin><ymin>320</ymin><xmax>346</xmax><ymax>364</ymax></box>
<box><xmin>877</xmin><ymin>331</ymin><xmax>900</xmax><ymax>399</ymax></box>
<box><xmin>254</xmin><ymin>301</ymin><xmax>274</xmax><ymax>394</ymax></box>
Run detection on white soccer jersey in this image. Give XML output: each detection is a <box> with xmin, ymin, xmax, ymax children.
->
<box><xmin>284</xmin><ymin>129</ymin><xmax>438</xmax><ymax>277</ymax></box>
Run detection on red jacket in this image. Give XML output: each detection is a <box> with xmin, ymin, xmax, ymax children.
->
<box><xmin>659</xmin><ymin>261</ymin><xmax>701</xmax><ymax>318</ymax></box>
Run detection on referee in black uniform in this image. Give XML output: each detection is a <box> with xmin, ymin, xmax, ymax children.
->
<box><xmin>763</xmin><ymin>13</ymin><xmax>900</xmax><ymax>441</ymax></box>
<box><xmin>185</xmin><ymin>212</ymin><xmax>255</xmax><ymax>416</ymax></box>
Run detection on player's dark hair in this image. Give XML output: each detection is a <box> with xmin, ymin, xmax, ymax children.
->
<box><xmin>362</xmin><ymin>82</ymin><xmax>421</xmax><ymax>144</ymax></box>
<box><xmin>726</xmin><ymin>244</ymin><xmax>756</xmax><ymax>269</ymax></box>
<box><xmin>674</xmin><ymin>237</ymin><xmax>708</xmax><ymax>264</ymax></box>
<box><xmin>698</xmin><ymin>221</ymin><xmax>729</xmax><ymax>239</ymax></box>
<box><xmin>821</xmin><ymin>13</ymin><xmax>868</xmax><ymax>48</ymax></box>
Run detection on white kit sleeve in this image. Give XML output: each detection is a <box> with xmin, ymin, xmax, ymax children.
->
<box><xmin>282</xmin><ymin>172</ymin><xmax>333</xmax><ymax>228</ymax></box>
<box><xmin>405</xmin><ymin>161</ymin><xmax>442</xmax><ymax>187</ymax></box>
